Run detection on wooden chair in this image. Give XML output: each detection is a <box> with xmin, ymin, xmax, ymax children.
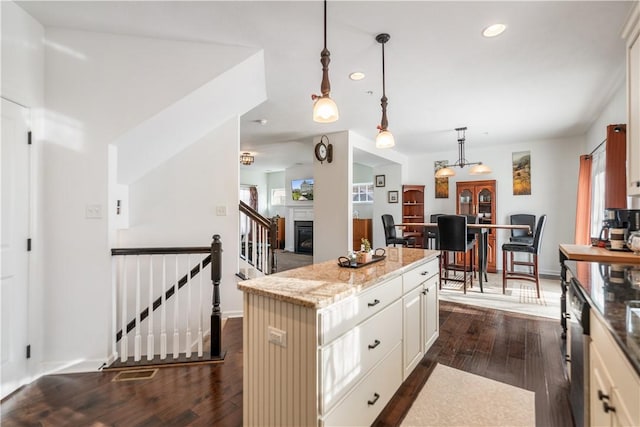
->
<box><xmin>502</xmin><ymin>214</ymin><xmax>547</xmax><ymax>298</ymax></box>
<box><xmin>438</xmin><ymin>215</ymin><xmax>475</xmax><ymax>293</ymax></box>
<box><xmin>381</xmin><ymin>214</ymin><xmax>415</xmax><ymax>247</ymax></box>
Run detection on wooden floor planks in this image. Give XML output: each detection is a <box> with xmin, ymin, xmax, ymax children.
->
<box><xmin>1</xmin><ymin>301</ymin><xmax>573</xmax><ymax>427</ymax></box>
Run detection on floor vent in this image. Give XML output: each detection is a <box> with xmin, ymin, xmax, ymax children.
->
<box><xmin>111</xmin><ymin>368</ymin><xmax>158</xmax><ymax>382</ymax></box>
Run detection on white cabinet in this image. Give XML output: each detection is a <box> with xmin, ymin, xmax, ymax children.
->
<box><xmin>589</xmin><ymin>311</ymin><xmax>640</xmax><ymax>426</ymax></box>
<box><xmin>402</xmin><ymin>258</ymin><xmax>439</xmax><ymax>379</ymax></box>
<box><xmin>403</xmin><ymin>285</ymin><xmax>424</xmax><ymax>377</ymax></box>
<box><xmin>423</xmin><ymin>277</ymin><xmax>439</xmax><ymax>352</ymax></box>
<box><xmin>624</xmin><ymin>3</ymin><xmax>640</xmax><ymax>196</ymax></box>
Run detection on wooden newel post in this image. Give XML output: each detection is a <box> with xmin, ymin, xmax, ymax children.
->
<box><xmin>270</xmin><ymin>218</ymin><xmax>278</xmax><ymax>274</ymax></box>
<box><xmin>210</xmin><ymin>234</ymin><xmax>225</xmax><ymax>360</ymax></box>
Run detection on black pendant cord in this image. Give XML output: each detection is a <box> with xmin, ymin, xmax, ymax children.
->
<box><xmin>319</xmin><ymin>0</ymin><xmax>331</xmax><ymax>98</ymax></box>
<box><xmin>323</xmin><ymin>0</ymin><xmax>327</xmax><ymax>50</ymax></box>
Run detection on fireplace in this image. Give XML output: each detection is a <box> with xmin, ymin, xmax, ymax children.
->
<box><xmin>294</xmin><ymin>221</ymin><xmax>313</xmax><ymax>254</ymax></box>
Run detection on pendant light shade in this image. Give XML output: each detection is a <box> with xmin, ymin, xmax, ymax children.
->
<box><xmin>313</xmin><ymin>95</ymin><xmax>339</xmax><ymax>123</ymax></box>
<box><xmin>469</xmin><ymin>163</ymin><xmax>492</xmax><ymax>175</ymax></box>
<box><xmin>311</xmin><ymin>0</ymin><xmax>338</xmax><ymax>123</ymax></box>
<box><xmin>375</xmin><ymin>33</ymin><xmax>394</xmax><ymax>149</ymax></box>
<box><xmin>376</xmin><ymin>130</ymin><xmax>395</xmax><ymax>149</ymax></box>
<box><xmin>434</xmin><ymin>127</ymin><xmax>491</xmax><ymax>177</ymax></box>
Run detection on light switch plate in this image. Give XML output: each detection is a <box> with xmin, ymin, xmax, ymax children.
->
<box><xmin>86</xmin><ymin>204</ymin><xmax>103</xmax><ymax>219</ymax></box>
<box><xmin>215</xmin><ymin>205</ymin><xmax>227</xmax><ymax>216</ymax></box>
<box><xmin>268</xmin><ymin>326</ymin><xmax>287</xmax><ymax>347</ymax></box>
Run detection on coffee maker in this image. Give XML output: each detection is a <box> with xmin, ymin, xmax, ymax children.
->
<box><xmin>616</xmin><ymin>209</ymin><xmax>640</xmax><ymax>233</ymax></box>
<box><xmin>599</xmin><ymin>208</ymin><xmax>620</xmax><ymax>242</ymax></box>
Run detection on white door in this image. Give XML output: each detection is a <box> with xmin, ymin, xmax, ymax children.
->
<box><xmin>1</xmin><ymin>98</ymin><xmax>31</xmax><ymax>398</ymax></box>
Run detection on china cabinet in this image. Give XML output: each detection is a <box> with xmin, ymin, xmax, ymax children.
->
<box><xmin>353</xmin><ymin>218</ymin><xmax>373</xmax><ymax>251</ymax></box>
<box><xmin>456</xmin><ymin>180</ymin><xmax>497</xmax><ymax>272</ymax></box>
<box><xmin>402</xmin><ymin>185</ymin><xmax>425</xmax><ymax>248</ymax></box>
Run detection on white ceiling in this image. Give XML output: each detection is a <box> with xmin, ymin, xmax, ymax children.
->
<box><xmin>17</xmin><ymin>1</ymin><xmax>634</xmax><ymax>172</ymax></box>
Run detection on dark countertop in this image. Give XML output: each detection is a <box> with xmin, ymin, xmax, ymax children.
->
<box><xmin>565</xmin><ymin>260</ymin><xmax>640</xmax><ymax>375</ymax></box>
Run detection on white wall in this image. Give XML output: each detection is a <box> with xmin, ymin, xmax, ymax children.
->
<box><xmin>1</xmin><ymin>0</ymin><xmax>45</xmax><ymax>395</ymax></box>
<box><xmin>39</xmin><ymin>26</ymin><xmax>258</xmax><ymax>373</ymax></box>
<box><xmin>406</xmin><ymin>136</ymin><xmax>584</xmax><ymax>275</ymax></box>
<box><xmin>118</xmin><ymin>118</ymin><xmax>242</xmax><ymax>315</ymax></box>
<box><xmin>314</xmin><ymin>131</ymin><xmax>351</xmax><ymax>262</ymax></box>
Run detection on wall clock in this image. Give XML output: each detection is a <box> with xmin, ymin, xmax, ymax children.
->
<box><xmin>315</xmin><ymin>135</ymin><xmax>333</xmax><ymax>164</ymax></box>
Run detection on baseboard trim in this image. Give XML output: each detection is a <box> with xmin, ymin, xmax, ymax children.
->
<box><xmin>40</xmin><ymin>358</ymin><xmax>109</xmax><ymax>375</ymax></box>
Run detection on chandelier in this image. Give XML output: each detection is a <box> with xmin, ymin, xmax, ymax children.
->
<box><xmin>435</xmin><ymin>127</ymin><xmax>491</xmax><ymax>177</ymax></box>
<box><xmin>240</xmin><ymin>152</ymin><xmax>254</xmax><ymax>166</ymax></box>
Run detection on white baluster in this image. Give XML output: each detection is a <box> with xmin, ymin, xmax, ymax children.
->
<box><xmin>147</xmin><ymin>255</ymin><xmax>154</xmax><ymax>361</ymax></box>
<box><xmin>252</xmin><ymin>221</ymin><xmax>257</xmax><ymax>270</ymax></box>
<box><xmin>160</xmin><ymin>256</ymin><xmax>167</xmax><ymax>360</ymax></box>
<box><xmin>134</xmin><ymin>256</ymin><xmax>141</xmax><ymax>361</ymax></box>
<box><xmin>111</xmin><ymin>257</ymin><xmax>119</xmax><ymax>362</ymax></box>
<box><xmin>120</xmin><ymin>256</ymin><xmax>128</xmax><ymax>363</ymax></box>
<box><xmin>185</xmin><ymin>255</ymin><xmax>192</xmax><ymax>358</ymax></box>
<box><xmin>197</xmin><ymin>258</ymin><xmax>203</xmax><ymax>357</ymax></box>
<box><xmin>173</xmin><ymin>255</ymin><xmax>180</xmax><ymax>359</ymax></box>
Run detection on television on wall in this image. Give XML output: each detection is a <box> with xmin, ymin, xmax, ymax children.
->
<box><xmin>291</xmin><ymin>178</ymin><xmax>314</xmax><ymax>201</ymax></box>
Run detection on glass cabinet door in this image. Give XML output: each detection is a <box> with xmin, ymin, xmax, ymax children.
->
<box><xmin>458</xmin><ymin>189</ymin><xmax>474</xmax><ymax>215</ymax></box>
<box><xmin>477</xmin><ymin>188</ymin><xmax>492</xmax><ymax>222</ymax></box>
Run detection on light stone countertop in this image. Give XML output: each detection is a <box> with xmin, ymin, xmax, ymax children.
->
<box><xmin>237</xmin><ymin>247</ymin><xmax>439</xmax><ymax>308</ymax></box>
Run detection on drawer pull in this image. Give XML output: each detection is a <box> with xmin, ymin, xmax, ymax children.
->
<box><xmin>597</xmin><ymin>390</ymin><xmax>610</xmax><ymax>401</ymax></box>
<box><xmin>367</xmin><ymin>392</ymin><xmax>380</xmax><ymax>406</ymax></box>
<box><xmin>603</xmin><ymin>401</ymin><xmax>616</xmax><ymax>413</ymax></box>
<box><xmin>420</xmin><ymin>271</ymin><xmax>429</xmax><ymax>276</ymax></box>
<box><xmin>368</xmin><ymin>299</ymin><xmax>380</xmax><ymax>307</ymax></box>
<box><xmin>565</xmin><ymin>355</ymin><xmax>571</xmax><ymax>363</ymax></box>
<box><xmin>368</xmin><ymin>339</ymin><xmax>381</xmax><ymax>350</ymax></box>
<box><xmin>562</xmin><ymin>312</ymin><xmax>571</xmax><ymax>319</ymax></box>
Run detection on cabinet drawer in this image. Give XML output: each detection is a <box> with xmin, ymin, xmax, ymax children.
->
<box><xmin>318</xmin><ymin>275</ymin><xmax>402</xmax><ymax>345</ymax></box>
<box><xmin>403</xmin><ymin>258</ymin><xmax>438</xmax><ymax>293</ymax></box>
<box><xmin>321</xmin><ymin>343</ymin><xmax>402</xmax><ymax>427</ymax></box>
<box><xmin>319</xmin><ymin>299</ymin><xmax>402</xmax><ymax>414</ymax></box>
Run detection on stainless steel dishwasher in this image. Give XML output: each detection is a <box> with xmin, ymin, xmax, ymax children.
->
<box><xmin>568</xmin><ymin>277</ymin><xmax>590</xmax><ymax>427</ymax></box>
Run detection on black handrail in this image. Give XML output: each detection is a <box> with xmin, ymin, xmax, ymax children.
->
<box><xmin>239</xmin><ymin>200</ymin><xmax>270</xmax><ymax>228</ymax></box>
<box><xmin>111</xmin><ymin>247</ymin><xmax>209</xmax><ymax>256</ymax></box>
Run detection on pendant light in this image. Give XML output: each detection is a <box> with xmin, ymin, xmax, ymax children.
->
<box><xmin>311</xmin><ymin>0</ymin><xmax>339</xmax><ymax>123</ymax></box>
<box><xmin>375</xmin><ymin>33</ymin><xmax>395</xmax><ymax>148</ymax></box>
<box><xmin>435</xmin><ymin>127</ymin><xmax>492</xmax><ymax>177</ymax></box>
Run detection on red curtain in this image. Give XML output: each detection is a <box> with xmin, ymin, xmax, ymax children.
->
<box><xmin>575</xmin><ymin>155</ymin><xmax>592</xmax><ymax>245</ymax></box>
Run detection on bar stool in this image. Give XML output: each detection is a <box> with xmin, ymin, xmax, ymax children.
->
<box><xmin>438</xmin><ymin>215</ymin><xmax>475</xmax><ymax>293</ymax></box>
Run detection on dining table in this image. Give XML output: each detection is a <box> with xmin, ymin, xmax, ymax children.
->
<box><xmin>397</xmin><ymin>222</ymin><xmax>531</xmax><ymax>293</ymax></box>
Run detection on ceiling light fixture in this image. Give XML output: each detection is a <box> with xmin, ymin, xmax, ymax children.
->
<box><xmin>435</xmin><ymin>127</ymin><xmax>492</xmax><ymax>177</ymax></box>
<box><xmin>349</xmin><ymin>71</ymin><xmax>365</xmax><ymax>81</ymax></box>
<box><xmin>482</xmin><ymin>23</ymin><xmax>506</xmax><ymax>38</ymax></box>
<box><xmin>375</xmin><ymin>33</ymin><xmax>395</xmax><ymax>149</ymax></box>
<box><xmin>311</xmin><ymin>0</ymin><xmax>339</xmax><ymax>123</ymax></box>
<box><xmin>240</xmin><ymin>152</ymin><xmax>254</xmax><ymax>166</ymax></box>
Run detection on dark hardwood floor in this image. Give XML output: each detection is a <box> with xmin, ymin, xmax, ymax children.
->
<box><xmin>1</xmin><ymin>302</ymin><xmax>573</xmax><ymax>426</ymax></box>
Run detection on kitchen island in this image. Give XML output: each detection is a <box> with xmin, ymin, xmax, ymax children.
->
<box><xmin>238</xmin><ymin>247</ymin><xmax>440</xmax><ymax>427</ymax></box>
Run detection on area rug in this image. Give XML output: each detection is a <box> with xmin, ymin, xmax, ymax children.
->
<box><xmin>439</xmin><ymin>272</ymin><xmax>561</xmax><ymax>319</ymax></box>
<box><xmin>401</xmin><ymin>364</ymin><xmax>535</xmax><ymax>427</ymax></box>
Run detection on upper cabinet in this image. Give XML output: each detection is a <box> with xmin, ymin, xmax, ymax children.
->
<box><xmin>624</xmin><ymin>3</ymin><xmax>640</xmax><ymax>196</ymax></box>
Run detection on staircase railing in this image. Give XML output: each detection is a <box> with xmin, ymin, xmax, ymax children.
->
<box><xmin>239</xmin><ymin>201</ymin><xmax>277</xmax><ymax>276</ymax></box>
<box><xmin>109</xmin><ymin>235</ymin><xmax>225</xmax><ymax>368</ymax></box>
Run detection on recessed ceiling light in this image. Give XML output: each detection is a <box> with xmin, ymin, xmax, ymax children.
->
<box><xmin>482</xmin><ymin>23</ymin><xmax>506</xmax><ymax>38</ymax></box>
<box><xmin>349</xmin><ymin>71</ymin><xmax>365</xmax><ymax>81</ymax></box>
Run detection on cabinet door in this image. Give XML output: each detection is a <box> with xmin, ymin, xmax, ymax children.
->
<box><xmin>457</xmin><ymin>186</ymin><xmax>475</xmax><ymax>215</ymax></box>
<box><xmin>403</xmin><ymin>285</ymin><xmax>423</xmax><ymax>379</ymax></box>
<box><xmin>628</xmin><ymin>33</ymin><xmax>640</xmax><ymax>196</ymax></box>
<box><xmin>422</xmin><ymin>278</ymin><xmax>439</xmax><ymax>352</ymax></box>
<box><xmin>591</xmin><ymin>345</ymin><xmax>613</xmax><ymax>427</ymax></box>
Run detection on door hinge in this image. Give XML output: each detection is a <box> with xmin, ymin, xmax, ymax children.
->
<box><xmin>26</xmin><ymin>345</ymin><xmax>31</xmax><ymax>359</ymax></box>
<box><xmin>27</xmin><ymin>238</ymin><xmax>32</xmax><ymax>252</ymax></box>
<box><xmin>28</xmin><ymin>131</ymin><xmax>32</xmax><ymax>145</ymax></box>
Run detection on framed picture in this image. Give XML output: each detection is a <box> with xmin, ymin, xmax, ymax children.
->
<box><xmin>434</xmin><ymin>160</ymin><xmax>449</xmax><ymax>199</ymax></box>
<box><xmin>388</xmin><ymin>190</ymin><xmax>399</xmax><ymax>203</ymax></box>
<box><xmin>375</xmin><ymin>175</ymin><xmax>386</xmax><ymax>187</ymax></box>
<box><xmin>512</xmin><ymin>151</ymin><xmax>531</xmax><ymax>195</ymax></box>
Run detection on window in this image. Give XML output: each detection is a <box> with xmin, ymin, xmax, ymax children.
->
<box><xmin>271</xmin><ymin>188</ymin><xmax>286</xmax><ymax>206</ymax></box>
<box><xmin>590</xmin><ymin>148</ymin><xmax>606</xmax><ymax>238</ymax></box>
<box><xmin>353</xmin><ymin>182</ymin><xmax>374</xmax><ymax>203</ymax></box>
